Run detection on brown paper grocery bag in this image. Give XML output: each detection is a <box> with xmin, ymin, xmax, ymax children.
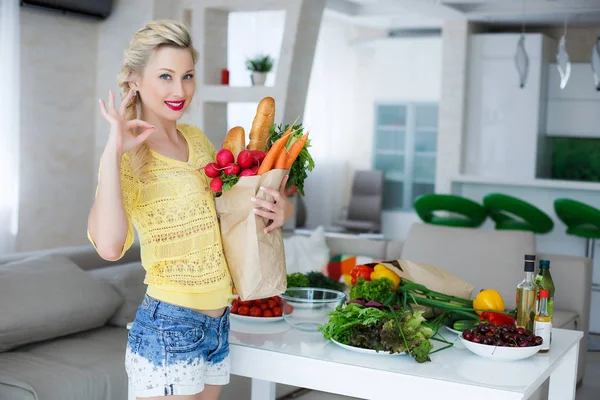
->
<box><xmin>376</xmin><ymin>259</ymin><xmax>474</xmax><ymax>300</ymax></box>
<box><xmin>365</xmin><ymin>259</ymin><xmax>474</xmax><ymax>316</ymax></box>
<box><xmin>215</xmin><ymin>169</ymin><xmax>288</xmax><ymax>301</ymax></box>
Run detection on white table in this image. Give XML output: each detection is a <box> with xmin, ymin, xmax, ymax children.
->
<box><xmin>229</xmin><ymin>319</ymin><xmax>582</xmax><ymax>400</ymax></box>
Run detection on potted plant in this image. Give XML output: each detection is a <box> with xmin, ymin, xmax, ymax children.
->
<box><xmin>245</xmin><ymin>54</ymin><xmax>274</xmax><ymax>86</ymax></box>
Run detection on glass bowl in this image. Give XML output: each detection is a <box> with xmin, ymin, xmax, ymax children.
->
<box><xmin>278</xmin><ymin>288</ymin><xmax>346</xmax><ymax>332</ymax></box>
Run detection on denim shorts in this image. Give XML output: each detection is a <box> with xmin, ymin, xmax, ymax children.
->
<box><xmin>125</xmin><ymin>295</ymin><xmax>231</xmax><ymax>397</ymax></box>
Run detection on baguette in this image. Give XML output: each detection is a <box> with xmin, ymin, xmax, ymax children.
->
<box><xmin>223</xmin><ymin>126</ymin><xmax>245</xmax><ymax>159</ymax></box>
<box><xmin>248</xmin><ymin>97</ymin><xmax>275</xmax><ymax>152</ymax></box>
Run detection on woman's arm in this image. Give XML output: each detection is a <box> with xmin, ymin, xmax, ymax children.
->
<box><xmin>87</xmin><ymin>90</ymin><xmax>153</xmax><ymax>261</ymax></box>
<box><xmin>87</xmin><ymin>147</ymin><xmax>133</xmax><ymax>261</ymax></box>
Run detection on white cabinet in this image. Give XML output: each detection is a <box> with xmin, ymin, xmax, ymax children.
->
<box><xmin>463</xmin><ymin>33</ymin><xmax>555</xmax><ymax>180</ymax></box>
<box><xmin>546</xmin><ymin>63</ymin><xmax>600</xmax><ymax>138</ymax></box>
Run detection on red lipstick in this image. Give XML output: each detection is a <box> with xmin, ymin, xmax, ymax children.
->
<box><xmin>165</xmin><ymin>100</ymin><xmax>185</xmax><ymax>111</ymax></box>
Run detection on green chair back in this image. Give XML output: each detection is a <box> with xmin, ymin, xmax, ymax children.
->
<box><xmin>483</xmin><ymin>193</ymin><xmax>554</xmax><ymax>234</ymax></box>
<box><xmin>414</xmin><ymin>194</ymin><xmax>487</xmax><ymax>228</ymax></box>
<box><xmin>554</xmin><ymin>198</ymin><xmax>600</xmax><ymax>239</ymax></box>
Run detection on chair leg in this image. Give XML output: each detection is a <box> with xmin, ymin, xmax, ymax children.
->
<box><xmin>586</xmin><ymin>238</ymin><xmax>596</xmax><ymax>260</ymax></box>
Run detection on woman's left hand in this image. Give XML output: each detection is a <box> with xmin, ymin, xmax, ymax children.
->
<box><xmin>251</xmin><ymin>175</ymin><xmax>295</xmax><ymax>234</ymax></box>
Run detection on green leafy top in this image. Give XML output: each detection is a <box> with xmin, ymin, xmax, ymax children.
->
<box><xmin>349</xmin><ymin>278</ymin><xmax>396</xmax><ymax>304</ymax></box>
<box><xmin>269</xmin><ymin>123</ymin><xmax>315</xmax><ymax>196</ymax></box>
<box><xmin>220</xmin><ymin>174</ymin><xmax>240</xmax><ymax>194</ymax></box>
<box><xmin>245</xmin><ymin>54</ymin><xmax>274</xmax><ymax>72</ymax></box>
<box><xmin>286</xmin><ymin>272</ymin><xmax>310</xmax><ymax>288</ymax></box>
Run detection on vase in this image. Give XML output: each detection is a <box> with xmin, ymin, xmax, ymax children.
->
<box><xmin>251</xmin><ymin>72</ymin><xmax>267</xmax><ymax>86</ymax></box>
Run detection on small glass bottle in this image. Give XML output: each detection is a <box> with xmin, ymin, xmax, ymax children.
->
<box><xmin>516</xmin><ymin>254</ymin><xmax>537</xmax><ymax>331</ymax></box>
<box><xmin>535</xmin><ymin>259</ymin><xmax>555</xmax><ymax>320</ymax></box>
<box><xmin>534</xmin><ymin>289</ymin><xmax>552</xmax><ymax>353</ymax></box>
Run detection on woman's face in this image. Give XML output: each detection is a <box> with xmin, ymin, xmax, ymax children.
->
<box><xmin>134</xmin><ymin>46</ymin><xmax>195</xmax><ymax>122</ymax></box>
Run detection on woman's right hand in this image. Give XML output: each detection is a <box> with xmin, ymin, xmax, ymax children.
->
<box><xmin>99</xmin><ymin>90</ymin><xmax>155</xmax><ymax>155</ymax></box>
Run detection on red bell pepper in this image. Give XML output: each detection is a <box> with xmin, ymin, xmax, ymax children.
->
<box><xmin>480</xmin><ymin>311</ymin><xmax>516</xmax><ymax>327</ymax></box>
<box><xmin>350</xmin><ymin>265</ymin><xmax>373</xmax><ymax>285</ymax></box>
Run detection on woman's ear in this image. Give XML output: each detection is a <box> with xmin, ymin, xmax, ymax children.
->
<box><xmin>128</xmin><ymin>73</ymin><xmax>140</xmax><ymax>92</ymax></box>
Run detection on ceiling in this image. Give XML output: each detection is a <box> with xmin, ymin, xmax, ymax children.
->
<box><xmin>326</xmin><ymin>0</ymin><xmax>600</xmax><ymax>30</ymax></box>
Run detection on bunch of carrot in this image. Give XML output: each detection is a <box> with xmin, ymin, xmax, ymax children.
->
<box><xmin>256</xmin><ymin>125</ymin><xmax>309</xmax><ymax>175</ymax></box>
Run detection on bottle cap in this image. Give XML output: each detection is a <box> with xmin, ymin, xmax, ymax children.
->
<box><xmin>539</xmin><ymin>260</ymin><xmax>550</xmax><ymax>269</ymax></box>
<box><xmin>539</xmin><ymin>289</ymin><xmax>549</xmax><ymax>299</ymax></box>
<box><xmin>524</xmin><ymin>254</ymin><xmax>536</xmax><ymax>272</ymax></box>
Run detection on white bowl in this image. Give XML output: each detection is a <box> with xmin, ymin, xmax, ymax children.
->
<box><xmin>459</xmin><ymin>334</ymin><xmax>542</xmax><ymax>361</ymax></box>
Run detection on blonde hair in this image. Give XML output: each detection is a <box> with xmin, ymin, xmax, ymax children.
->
<box><xmin>117</xmin><ymin>20</ymin><xmax>198</xmax><ymax>177</ymax></box>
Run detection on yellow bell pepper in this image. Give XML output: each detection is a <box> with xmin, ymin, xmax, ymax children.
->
<box><xmin>342</xmin><ymin>274</ymin><xmax>353</xmax><ymax>286</ymax></box>
<box><xmin>370</xmin><ymin>264</ymin><xmax>401</xmax><ymax>289</ymax></box>
<box><xmin>473</xmin><ymin>289</ymin><xmax>504</xmax><ymax>316</ymax></box>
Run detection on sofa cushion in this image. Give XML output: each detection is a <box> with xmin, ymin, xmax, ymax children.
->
<box><xmin>552</xmin><ymin>310</ymin><xmax>578</xmax><ymax>330</ymax></box>
<box><xmin>401</xmin><ymin>223</ymin><xmax>536</xmax><ymax>308</ymax></box>
<box><xmin>325</xmin><ymin>236</ymin><xmax>387</xmax><ymax>260</ymax></box>
<box><xmin>0</xmin><ymin>326</ymin><xmax>128</xmax><ymax>400</ymax></box>
<box><xmin>0</xmin><ymin>254</ymin><xmax>123</xmax><ymax>352</ymax></box>
<box><xmin>90</xmin><ymin>261</ymin><xmax>147</xmax><ymax>327</ymax></box>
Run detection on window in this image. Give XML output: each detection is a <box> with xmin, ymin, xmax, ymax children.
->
<box><xmin>373</xmin><ymin>103</ymin><xmax>438</xmax><ymax>211</ymax></box>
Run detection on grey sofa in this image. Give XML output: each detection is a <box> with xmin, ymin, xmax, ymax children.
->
<box><xmin>0</xmin><ymin>223</ymin><xmax>591</xmax><ymax>400</ymax></box>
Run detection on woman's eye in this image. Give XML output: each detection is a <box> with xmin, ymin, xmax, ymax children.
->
<box><xmin>160</xmin><ymin>74</ymin><xmax>171</xmax><ymax>80</ymax></box>
<box><xmin>184</xmin><ymin>74</ymin><xmax>194</xmax><ymax>80</ymax></box>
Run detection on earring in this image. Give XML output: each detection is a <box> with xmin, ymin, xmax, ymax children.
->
<box><xmin>133</xmin><ymin>91</ymin><xmax>137</xmax><ymax>97</ymax></box>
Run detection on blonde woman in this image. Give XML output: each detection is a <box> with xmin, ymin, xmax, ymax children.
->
<box><xmin>87</xmin><ymin>20</ymin><xmax>293</xmax><ymax>400</ymax></box>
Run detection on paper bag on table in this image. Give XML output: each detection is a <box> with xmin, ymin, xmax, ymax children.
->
<box><xmin>368</xmin><ymin>259</ymin><xmax>474</xmax><ymax>316</ymax></box>
<box><xmin>215</xmin><ymin>169</ymin><xmax>288</xmax><ymax>301</ymax></box>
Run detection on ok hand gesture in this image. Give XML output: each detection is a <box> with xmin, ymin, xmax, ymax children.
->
<box><xmin>99</xmin><ymin>90</ymin><xmax>155</xmax><ymax>155</ymax></box>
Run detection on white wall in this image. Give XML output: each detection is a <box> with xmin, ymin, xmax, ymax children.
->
<box><xmin>17</xmin><ymin>7</ymin><xmax>98</xmax><ymax>251</ymax></box>
<box><xmin>226</xmin><ymin>10</ymin><xmax>285</xmax><ymax>138</ymax></box>
<box><xmin>372</xmin><ymin>36</ymin><xmax>442</xmax><ymax>240</ymax></box>
<box><xmin>373</xmin><ymin>36</ymin><xmax>442</xmax><ymax>102</ymax></box>
<box><xmin>17</xmin><ymin>0</ymin><xmax>161</xmax><ymax>252</ymax></box>
<box><xmin>301</xmin><ymin>15</ymin><xmax>377</xmax><ymax>230</ymax></box>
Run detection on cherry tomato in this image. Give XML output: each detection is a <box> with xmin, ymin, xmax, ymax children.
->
<box><xmin>283</xmin><ymin>304</ymin><xmax>294</xmax><ymax>314</ymax></box>
<box><xmin>267</xmin><ymin>299</ymin><xmax>277</xmax><ymax>309</ymax></box>
<box><xmin>249</xmin><ymin>306</ymin><xmax>263</xmax><ymax>317</ymax></box>
<box><xmin>272</xmin><ymin>306</ymin><xmax>282</xmax><ymax>317</ymax></box>
<box><xmin>263</xmin><ymin>310</ymin><xmax>274</xmax><ymax>318</ymax></box>
<box><xmin>238</xmin><ymin>305</ymin><xmax>249</xmax><ymax>316</ymax></box>
<box><xmin>231</xmin><ymin>304</ymin><xmax>239</xmax><ymax>314</ymax></box>
<box><xmin>260</xmin><ymin>303</ymin><xmax>269</xmax><ymax>310</ymax></box>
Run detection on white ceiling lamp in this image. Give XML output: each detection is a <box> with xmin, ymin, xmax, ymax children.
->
<box><xmin>556</xmin><ymin>16</ymin><xmax>571</xmax><ymax>90</ymax></box>
<box><xmin>592</xmin><ymin>34</ymin><xmax>600</xmax><ymax>91</ymax></box>
<box><xmin>514</xmin><ymin>0</ymin><xmax>529</xmax><ymax>88</ymax></box>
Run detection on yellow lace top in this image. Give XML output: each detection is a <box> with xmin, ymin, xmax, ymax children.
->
<box><xmin>89</xmin><ymin>124</ymin><xmax>233</xmax><ymax>310</ymax></box>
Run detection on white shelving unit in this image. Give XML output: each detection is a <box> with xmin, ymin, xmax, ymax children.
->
<box><xmin>154</xmin><ymin>0</ymin><xmax>326</xmax><ymax>147</ymax></box>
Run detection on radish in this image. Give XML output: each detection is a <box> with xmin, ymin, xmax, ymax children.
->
<box><xmin>240</xmin><ymin>168</ymin><xmax>256</xmax><ymax>176</ymax></box>
<box><xmin>216</xmin><ymin>149</ymin><xmax>234</xmax><ymax>167</ymax></box>
<box><xmin>223</xmin><ymin>163</ymin><xmax>241</xmax><ymax>176</ymax></box>
<box><xmin>204</xmin><ymin>162</ymin><xmax>221</xmax><ymax>178</ymax></box>
<box><xmin>251</xmin><ymin>165</ymin><xmax>259</xmax><ymax>174</ymax></box>
<box><xmin>237</xmin><ymin>149</ymin><xmax>254</xmax><ymax>169</ymax></box>
<box><xmin>210</xmin><ymin>177</ymin><xmax>223</xmax><ymax>192</ymax></box>
<box><xmin>250</xmin><ymin>150</ymin><xmax>266</xmax><ymax>166</ymax></box>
